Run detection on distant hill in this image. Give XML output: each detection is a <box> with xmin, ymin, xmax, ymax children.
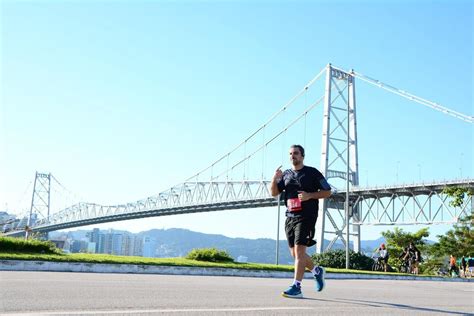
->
<box><xmin>52</xmin><ymin>228</ymin><xmax>394</xmax><ymax>264</ymax></box>
<box><xmin>360</xmin><ymin>237</ymin><xmax>386</xmax><ymax>253</ymax></box>
<box><xmin>136</xmin><ymin>228</ymin><xmax>293</xmax><ymax>264</ymax></box>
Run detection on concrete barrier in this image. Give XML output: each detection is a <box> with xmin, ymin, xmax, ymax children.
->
<box><xmin>1</xmin><ymin>260</ymin><xmax>471</xmax><ymax>282</ymax></box>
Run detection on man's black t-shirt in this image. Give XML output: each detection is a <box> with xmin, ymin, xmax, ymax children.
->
<box><xmin>276</xmin><ymin>166</ymin><xmax>331</xmax><ymax>218</ymax></box>
<box><xmin>407</xmin><ymin>247</ymin><xmax>421</xmax><ymax>262</ymax></box>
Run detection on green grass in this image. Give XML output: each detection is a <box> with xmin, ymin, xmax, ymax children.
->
<box><xmin>0</xmin><ymin>251</ymin><xmax>436</xmax><ymax>277</ymax></box>
<box><xmin>0</xmin><ymin>252</ymin><xmax>294</xmax><ymax>271</ymax></box>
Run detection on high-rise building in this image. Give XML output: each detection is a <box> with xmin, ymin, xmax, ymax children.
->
<box><xmin>88</xmin><ymin>228</ymin><xmax>101</xmax><ymax>253</ymax></box>
<box><xmin>122</xmin><ymin>234</ymin><xmax>133</xmax><ymax>256</ymax></box>
<box><xmin>59</xmin><ymin>228</ymin><xmax>146</xmax><ymax>257</ymax></box>
<box><xmin>111</xmin><ymin>233</ymin><xmax>123</xmax><ymax>255</ymax></box>
<box><xmin>103</xmin><ymin>230</ymin><xmax>114</xmax><ymax>254</ymax></box>
<box><xmin>142</xmin><ymin>236</ymin><xmax>157</xmax><ymax>257</ymax></box>
<box><xmin>87</xmin><ymin>242</ymin><xmax>96</xmax><ymax>253</ymax></box>
<box><xmin>98</xmin><ymin>233</ymin><xmax>106</xmax><ymax>253</ymax></box>
<box><xmin>132</xmin><ymin>235</ymin><xmax>143</xmax><ymax>256</ymax></box>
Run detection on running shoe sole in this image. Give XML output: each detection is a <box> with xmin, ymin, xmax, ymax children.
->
<box><xmin>281</xmin><ymin>292</ymin><xmax>303</xmax><ymax>299</ymax></box>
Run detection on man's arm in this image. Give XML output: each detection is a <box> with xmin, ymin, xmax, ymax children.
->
<box><xmin>298</xmin><ymin>190</ymin><xmax>331</xmax><ymax>201</ymax></box>
<box><xmin>270</xmin><ymin>165</ymin><xmax>283</xmax><ymax>197</ymax></box>
<box><xmin>298</xmin><ymin>170</ymin><xmax>332</xmax><ymax>201</ymax></box>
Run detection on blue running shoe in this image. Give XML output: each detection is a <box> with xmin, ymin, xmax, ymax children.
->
<box><xmin>314</xmin><ymin>266</ymin><xmax>326</xmax><ymax>292</ymax></box>
<box><xmin>281</xmin><ymin>284</ymin><xmax>303</xmax><ymax>298</ymax></box>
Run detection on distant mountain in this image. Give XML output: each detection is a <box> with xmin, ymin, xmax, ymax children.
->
<box><xmin>360</xmin><ymin>237</ymin><xmax>386</xmax><ymax>253</ymax></box>
<box><xmin>137</xmin><ymin>228</ymin><xmax>294</xmax><ymax>264</ymax></box>
<box><xmin>85</xmin><ymin>228</ymin><xmax>391</xmax><ymax>263</ymax></box>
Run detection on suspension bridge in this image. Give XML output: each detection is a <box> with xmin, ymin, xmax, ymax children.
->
<box><xmin>3</xmin><ymin>64</ymin><xmax>473</xmax><ymax>254</ymax></box>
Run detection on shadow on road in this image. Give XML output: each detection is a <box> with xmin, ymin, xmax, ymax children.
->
<box><xmin>330</xmin><ymin>298</ymin><xmax>468</xmax><ymax>315</ymax></box>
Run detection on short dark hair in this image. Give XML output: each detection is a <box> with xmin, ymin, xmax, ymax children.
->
<box><xmin>290</xmin><ymin>144</ymin><xmax>305</xmax><ymax>157</ymax></box>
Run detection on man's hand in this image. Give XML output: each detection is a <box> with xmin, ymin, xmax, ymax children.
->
<box><xmin>298</xmin><ymin>190</ymin><xmax>332</xmax><ymax>201</ymax></box>
<box><xmin>273</xmin><ymin>165</ymin><xmax>283</xmax><ymax>182</ymax></box>
<box><xmin>298</xmin><ymin>191</ymin><xmax>311</xmax><ymax>202</ymax></box>
<box><xmin>270</xmin><ymin>165</ymin><xmax>283</xmax><ymax>197</ymax></box>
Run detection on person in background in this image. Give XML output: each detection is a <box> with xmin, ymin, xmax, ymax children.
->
<box><xmin>404</xmin><ymin>242</ymin><xmax>421</xmax><ymax>275</ymax></box>
<box><xmin>376</xmin><ymin>243</ymin><xmax>389</xmax><ymax>272</ymax></box>
<box><xmin>468</xmin><ymin>256</ymin><xmax>474</xmax><ymax>277</ymax></box>
<box><xmin>398</xmin><ymin>247</ymin><xmax>410</xmax><ymax>273</ymax></box>
<box><xmin>448</xmin><ymin>254</ymin><xmax>458</xmax><ymax>277</ymax></box>
<box><xmin>461</xmin><ymin>255</ymin><xmax>467</xmax><ymax>277</ymax></box>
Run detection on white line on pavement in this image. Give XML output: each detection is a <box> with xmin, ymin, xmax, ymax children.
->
<box><xmin>1</xmin><ymin>307</ymin><xmax>315</xmax><ymax>315</ymax></box>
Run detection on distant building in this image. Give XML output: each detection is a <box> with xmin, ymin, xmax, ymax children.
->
<box><xmin>132</xmin><ymin>235</ymin><xmax>143</xmax><ymax>256</ymax></box>
<box><xmin>70</xmin><ymin>240</ymin><xmax>85</xmax><ymax>253</ymax></box>
<box><xmin>16</xmin><ymin>216</ymin><xmax>29</xmax><ymax>229</ymax></box>
<box><xmin>87</xmin><ymin>228</ymin><xmax>101</xmax><ymax>253</ymax></box>
<box><xmin>111</xmin><ymin>233</ymin><xmax>123</xmax><ymax>255</ymax></box>
<box><xmin>82</xmin><ymin>228</ymin><xmax>143</xmax><ymax>256</ymax></box>
<box><xmin>103</xmin><ymin>231</ymin><xmax>114</xmax><ymax>254</ymax></box>
<box><xmin>98</xmin><ymin>233</ymin><xmax>106</xmax><ymax>253</ymax></box>
<box><xmin>50</xmin><ymin>239</ymin><xmax>66</xmax><ymax>249</ymax></box>
<box><xmin>0</xmin><ymin>211</ymin><xmax>16</xmax><ymax>224</ymax></box>
<box><xmin>142</xmin><ymin>236</ymin><xmax>157</xmax><ymax>257</ymax></box>
<box><xmin>122</xmin><ymin>234</ymin><xmax>142</xmax><ymax>256</ymax></box>
<box><xmin>87</xmin><ymin>242</ymin><xmax>96</xmax><ymax>253</ymax></box>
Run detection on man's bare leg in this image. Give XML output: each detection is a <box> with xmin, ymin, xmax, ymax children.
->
<box><xmin>291</xmin><ymin>245</ymin><xmax>315</xmax><ymax>281</ymax></box>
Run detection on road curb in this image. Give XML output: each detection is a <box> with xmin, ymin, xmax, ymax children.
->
<box><xmin>1</xmin><ymin>260</ymin><xmax>471</xmax><ymax>282</ymax></box>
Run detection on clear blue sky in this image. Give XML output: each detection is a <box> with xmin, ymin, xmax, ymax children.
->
<box><xmin>1</xmin><ymin>0</ymin><xmax>472</xmax><ymax>241</ymax></box>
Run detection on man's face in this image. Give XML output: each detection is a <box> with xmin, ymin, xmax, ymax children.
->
<box><xmin>289</xmin><ymin>148</ymin><xmax>304</xmax><ymax>166</ymax></box>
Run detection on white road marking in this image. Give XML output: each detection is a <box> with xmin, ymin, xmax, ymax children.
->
<box><xmin>1</xmin><ymin>307</ymin><xmax>314</xmax><ymax>315</ymax></box>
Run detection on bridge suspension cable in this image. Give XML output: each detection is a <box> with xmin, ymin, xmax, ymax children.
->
<box><xmin>331</xmin><ymin>66</ymin><xmax>473</xmax><ymax>124</ymax></box>
<box><xmin>205</xmin><ymin>73</ymin><xmax>351</xmax><ymax>181</ymax></box>
<box><xmin>213</xmin><ymin>87</ymin><xmax>351</xmax><ymax>180</ymax></box>
<box><xmin>13</xmin><ymin>179</ymin><xmax>33</xmax><ymax>216</ymax></box>
<box><xmin>51</xmin><ymin>175</ymin><xmax>85</xmax><ymax>206</ymax></box>
<box><xmin>185</xmin><ymin>67</ymin><xmax>327</xmax><ymax>182</ymax></box>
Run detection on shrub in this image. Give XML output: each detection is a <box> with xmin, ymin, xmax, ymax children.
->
<box><xmin>419</xmin><ymin>257</ymin><xmax>445</xmax><ymax>275</ymax></box>
<box><xmin>186</xmin><ymin>247</ymin><xmax>234</xmax><ymax>262</ymax></box>
<box><xmin>311</xmin><ymin>249</ymin><xmax>374</xmax><ymax>270</ymax></box>
<box><xmin>0</xmin><ymin>237</ymin><xmax>62</xmax><ymax>255</ymax></box>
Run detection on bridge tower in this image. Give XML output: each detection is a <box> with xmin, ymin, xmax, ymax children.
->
<box><xmin>316</xmin><ymin>64</ymin><xmax>360</xmax><ymax>253</ymax></box>
<box><xmin>27</xmin><ymin>172</ymin><xmax>51</xmax><ymax>238</ymax></box>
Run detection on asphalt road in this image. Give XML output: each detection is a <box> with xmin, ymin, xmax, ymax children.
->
<box><xmin>1</xmin><ymin>271</ymin><xmax>473</xmax><ymax>315</ymax></box>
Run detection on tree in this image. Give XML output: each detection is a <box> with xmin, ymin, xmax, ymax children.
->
<box><xmin>442</xmin><ymin>186</ymin><xmax>473</xmax><ymax>208</ymax></box>
<box><xmin>430</xmin><ymin>214</ymin><xmax>473</xmax><ymax>259</ymax></box>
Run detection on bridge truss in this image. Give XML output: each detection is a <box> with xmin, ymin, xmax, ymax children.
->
<box><xmin>5</xmin><ymin>179</ymin><xmax>473</xmax><ymax>238</ymax></box>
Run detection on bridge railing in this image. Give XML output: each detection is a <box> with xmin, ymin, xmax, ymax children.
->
<box><xmin>36</xmin><ymin>180</ymin><xmax>273</xmax><ymax>226</ymax></box>
<box><xmin>5</xmin><ymin>179</ymin><xmax>472</xmax><ymax>236</ymax></box>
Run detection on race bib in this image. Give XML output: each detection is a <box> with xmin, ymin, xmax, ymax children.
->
<box><xmin>287</xmin><ymin>197</ymin><xmax>302</xmax><ymax>212</ymax></box>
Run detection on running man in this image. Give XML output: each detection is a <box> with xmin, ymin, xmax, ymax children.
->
<box><xmin>271</xmin><ymin>144</ymin><xmax>332</xmax><ymax>298</ymax></box>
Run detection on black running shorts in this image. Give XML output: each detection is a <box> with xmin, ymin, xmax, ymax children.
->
<box><xmin>285</xmin><ymin>216</ymin><xmax>317</xmax><ymax>248</ymax></box>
